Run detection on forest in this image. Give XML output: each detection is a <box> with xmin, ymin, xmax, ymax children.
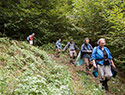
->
<box><xmin>0</xmin><ymin>0</ymin><xmax>125</xmax><ymax>94</ymax></box>
<box><xmin>0</xmin><ymin>0</ymin><xmax>124</xmax><ymax>72</ymax></box>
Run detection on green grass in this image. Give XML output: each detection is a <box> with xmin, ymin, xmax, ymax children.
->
<box><xmin>109</xmin><ymin>77</ymin><xmax>125</xmax><ymax>95</ymax></box>
<box><xmin>75</xmin><ymin>71</ymin><xmax>104</xmax><ymax>95</ymax></box>
<box><xmin>0</xmin><ymin>38</ymin><xmax>73</xmax><ymax>95</ymax></box>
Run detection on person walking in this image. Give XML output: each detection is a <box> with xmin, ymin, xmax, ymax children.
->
<box><xmin>63</xmin><ymin>39</ymin><xmax>79</xmax><ymax>64</ymax></box>
<box><xmin>81</xmin><ymin>38</ymin><xmax>93</xmax><ymax>75</ymax></box>
<box><xmin>55</xmin><ymin>38</ymin><xmax>62</xmax><ymax>58</ymax></box>
<box><xmin>27</xmin><ymin>33</ymin><xmax>35</xmax><ymax>46</ymax></box>
<box><xmin>91</xmin><ymin>38</ymin><xmax>116</xmax><ymax>91</ymax></box>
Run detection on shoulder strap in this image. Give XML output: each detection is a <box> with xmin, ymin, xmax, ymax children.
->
<box><xmin>68</xmin><ymin>42</ymin><xmax>71</xmax><ymax>47</ymax></box>
<box><xmin>96</xmin><ymin>46</ymin><xmax>98</xmax><ymax>50</ymax></box>
<box><xmin>82</xmin><ymin>44</ymin><xmax>85</xmax><ymax>48</ymax></box>
<box><xmin>96</xmin><ymin>46</ymin><xmax>98</xmax><ymax>54</ymax></box>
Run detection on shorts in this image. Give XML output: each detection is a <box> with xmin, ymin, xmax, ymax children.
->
<box><xmin>69</xmin><ymin>50</ymin><xmax>77</xmax><ymax>57</ymax></box>
<box><xmin>29</xmin><ymin>40</ymin><xmax>33</xmax><ymax>45</ymax></box>
<box><xmin>98</xmin><ymin>65</ymin><xmax>112</xmax><ymax>81</ymax></box>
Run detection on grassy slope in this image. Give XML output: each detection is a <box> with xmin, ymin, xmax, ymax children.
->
<box><xmin>0</xmin><ymin>38</ymin><xmax>72</xmax><ymax>95</ymax></box>
<box><xmin>0</xmin><ymin>38</ymin><xmax>124</xmax><ymax>95</ymax></box>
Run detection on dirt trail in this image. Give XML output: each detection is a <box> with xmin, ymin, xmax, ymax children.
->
<box><xmin>48</xmin><ymin>54</ymin><xmax>87</xmax><ymax>94</ymax></box>
<box><xmin>67</xmin><ymin>64</ymin><xmax>84</xmax><ymax>94</ymax></box>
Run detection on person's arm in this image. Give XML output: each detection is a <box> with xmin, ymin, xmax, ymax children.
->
<box><xmin>92</xmin><ymin>60</ymin><xmax>97</xmax><ymax>68</ymax></box>
<box><xmin>75</xmin><ymin>44</ymin><xmax>79</xmax><ymax>50</ymax></box>
<box><xmin>91</xmin><ymin>47</ymin><xmax>97</xmax><ymax>68</ymax></box>
<box><xmin>81</xmin><ymin>44</ymin><xmax>88</xmax><ymax>53</ymax></box>
<box><xmin>88</xmin><ymin>44</ymin><xmax>93</xmax><ymax>53</ymax></box>
<box><xmin>56</xmin><ymin>41</ymin><xmax>60</xmax><ymax>49</ymax></box>
<box><xmin>111</xmin><ymin>60</ymin><xmax>116</xmax><ymax>69</ymax></box>
<box><xmin>63</xmin><ymin>42</ymin><xmax>69</xmax><ymax>51</ymax></box>
<box><xmin>90</xmin><ymin>44</ymin><xmax>93</xmax><ymax>51</ymax></box>
<box><xmin>106</xmin><ymin>47</ymin><xmax>116</xmax><ymax>68</ymax></box>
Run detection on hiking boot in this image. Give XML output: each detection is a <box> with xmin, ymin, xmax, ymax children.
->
<box><xmin>70</xmin><ymin>60</ymin><xmax>73</xmax><ymax>64</ymax></box>
<box><xmin>104</xmin><ymin>80</ymin><xmax>109</xmax><ymax>91</ymax></box>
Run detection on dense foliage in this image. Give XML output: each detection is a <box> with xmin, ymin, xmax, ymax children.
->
<box><xmin>0</xmin><ymin>0</ymin><xmax>124</xmax><ymax>70</ymax></box>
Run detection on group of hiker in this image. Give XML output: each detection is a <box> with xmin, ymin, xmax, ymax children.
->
<box><xmin>55</xmin><ymin>37</ymin><xmax>117</xmax><ymax>92</ymax></box>
<box><xmin>27</xmin><ymin>33</ymin><xmax>117</xmax><ymax>92</ymax></box>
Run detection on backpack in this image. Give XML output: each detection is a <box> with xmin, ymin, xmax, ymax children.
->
<box><xmin>27</xmin><ymin>35</ymin><xmax>31</xmax><ymax>41</ymax></box>
<box><xmin>69</xmin><ymin>42</ymin><xmax>75</xmax><ymax>48</ymax></box>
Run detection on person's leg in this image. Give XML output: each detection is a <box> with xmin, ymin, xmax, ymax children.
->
<box><xmin>104</xmin><ymin>79</ymin><xmax>109</xmax><ymax>91</ymax></box>
<box><xmin>89</xmin><ymin>60</ymin><xmax>93</xmax><ymax>69</ymax></box>
<box><xmin>104</xmin><ymin>65</ymin><xmax>112</xmax><ymax>80</ymax></box>
<box><xmin>98</xmin><ymin>65</ymin><xmax>105</xmax><ymax>89</ymax></box>
<box><xmin>74</xmin><ymin>51</ymin><xmax>77</xmax><ymax>58</ymax></box>
<box><xmin>69</xmin><ymin>51</ymin><xmax>73</xmax><ymax>64</ymax></box>
<box><xmin>30</xmin><ymin>40</ymin><xmax>33</xmax><ymax>46</ymax></box>
<box><xmin>56</xmin><ymin>49</ymin><xmax>60</xmax><ymax>58</ymax></box>
<box><xmin>72</xmin><ymin>51</ymin><xmax>77</xmax><ymax>64</ymax></box>
<box><xmin>84</xmin><ymin>58</ymin><xmax>89</xmax><ymax>74</ymax></box>
<box><xmin>104</xmin><ymin>65</ymin><xmax>113</xmax><ymax>91</ymax></box>
<box><xmin>98</xmin><ymin>65</ymin><xmax>105</xmax><ymax>81</ymax></box>
<box><xmin>58</xmin><ymin>49</ymin><xmax>61</xmax><ymax>57</ymax></box>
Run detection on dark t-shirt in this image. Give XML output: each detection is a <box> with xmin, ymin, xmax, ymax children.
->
<box><xmin>103</xmin><ymin>50</ymin><xmax>108</xmax><ymax>59</ymax></box>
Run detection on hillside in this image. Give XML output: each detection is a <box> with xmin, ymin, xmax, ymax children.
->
<box><xmin>0</xmin><ymin>38</ymin><xmax>125</xmax><ymax>95</ymax></box>
<box><xmin>0</xmin><ymin>38</ymin><xmax>73</xmax><ymax>95</ymax></box>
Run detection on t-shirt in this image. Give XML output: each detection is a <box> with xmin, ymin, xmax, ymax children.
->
<box><xmin>29</xmin><ymin>35</ymin><xmax>33</xmax><ymax>41</ymax></box>
<box><xmin>103</xmin><ymin>50</ymin><xmax>108</xmax><ymax>59</ymax></box>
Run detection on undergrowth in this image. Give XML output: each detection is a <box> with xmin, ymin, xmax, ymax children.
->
<box><xmin>0</xmin><ymin>38</ymin><xmax>73</xmax><ymax>95</ymax></box>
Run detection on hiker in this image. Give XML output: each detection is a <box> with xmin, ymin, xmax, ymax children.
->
<box><xmin>63</xmin><ymin>39</ymin><xmax>79</xmax><ymax>64</ymax></box>
<box><xmin>27</xmin><ymin>33</ymin><xmax>35</xmax><ymax>46</ymax></box>
<box><xmin>91</xmin><ymin>38</ymin><xmax>116</xmax><ymax>91</ymax></box>
<box><xmin>81</xmin><ymin>38</ymin><xmax>93</xmax><ymax>75</ymax></box>
<box><xmin>55</xmin><ymin>38</ymin><xmax>62</xmax><ymax>58</ymax></box>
